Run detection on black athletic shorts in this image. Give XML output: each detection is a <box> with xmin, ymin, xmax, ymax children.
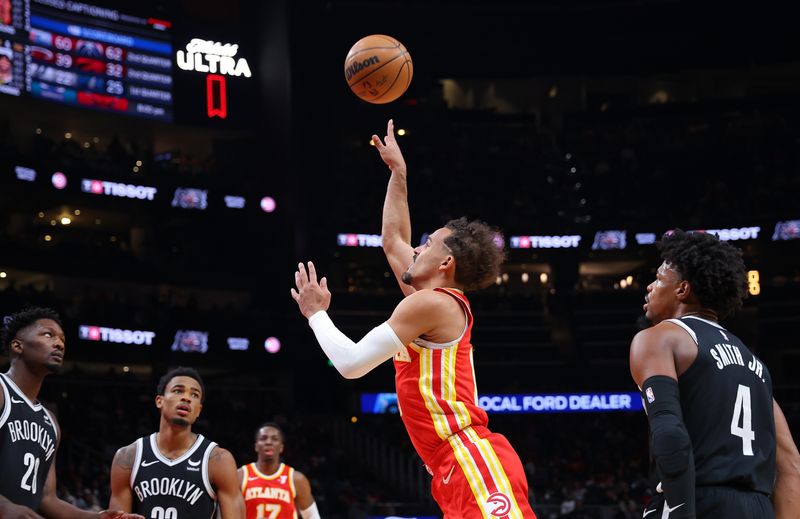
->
<box><xmin>643</xmin><ymin>487</ymin><xmax>773</xmax><ymax>519</ymax></box>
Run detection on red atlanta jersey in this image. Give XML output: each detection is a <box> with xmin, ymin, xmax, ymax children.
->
<box><xmin>393</xmin><ymin>287</ymin><xmax>489</xmax><ymax>465</ymax></box>
<box><xmin>241</xmin><ymin>462</ymin><xmax>297</xmax><ymax>519</ymax></box>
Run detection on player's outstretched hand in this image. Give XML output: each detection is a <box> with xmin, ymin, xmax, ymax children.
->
<box><xmin>98</xmin><ymin>511</ymin><xmax>145</xmax><ymax>519</ymax></box>
<box><xmin>372</xmin><ymin>119</ymin><xmax>407</xmax><ymax>174</ymax></box>
<box><xmin>291</xmin><ymin>261</ymin><xmax>332</xmax><ymax>319</ymax></box>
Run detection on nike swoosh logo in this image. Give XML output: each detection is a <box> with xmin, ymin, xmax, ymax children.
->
<box><xmin>662</xmin><ymin>502</ymin><xmax>685</xmax><ymax>517</ymax></box>
<box><xmin>188</xmin><ymin>459</ymin><xmax>201</xmax><ymax>467</ymax></box>
<box><xmin>643</xmin><ymin>509</ymin><xmax>657</xmax><ymax>518</ymax></box>
<box><xmin>10</xmin><ymin>397</ymin><xmax>24</xmax><ymax>404</ymax></box>
<box><xmin>141</xmin><ymin>460</ymin><xmax>158</xmax><ymax>467</ymax></box>
<box><xmin>442</xmin><ymin>464</ymin><xmax>456</xmax><ymax>485</ymax></box>
<box><xmin>248</xmin><ymin>476</ymin><xmax>260</xmax><ymax>481</ymax></box>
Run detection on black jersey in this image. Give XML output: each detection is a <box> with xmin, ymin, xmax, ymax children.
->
<box><xmin>0</xmin><ymin>373</ymin><xmax>59</xmax><ymax>511</ymax></box>
<box><xmin>131</xmin><ymin>432</ymin><xmax>218</xmax><ymax>519</ymax></box>
<box><xmin>656</xmin><ymin>316</ymin><xmax>776</xmax><ymax>494</ymax></box>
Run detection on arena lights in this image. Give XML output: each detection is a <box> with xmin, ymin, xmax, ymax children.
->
<box><xmin>260</xmin><ymin>196</ymin><xmax>276</xmax><ymax>213</ymax></box>
<box><xmin>224</xmin><ymin>195</ymin><xmax>246</xmax><ymax>209</ymax></box>
<box><xmin>337</xmin><ymin>233</ymin><xmax>382</xmax><ymax>247</ymax></box>
<box><xmin>79</xmin><ymin>325</ymin><xmax>156</xmax><ymax>345</ymax></box>
<box><xmin>15</xmin><ymin>166</ymin><xmax>37</xmax><ymax>181</ymax></box>
<box><xmin>51</xmin><ymin>172</ymin><xmax>67</xmax><ymax>189</ymax></box>
<box><xmin>171</xmin><ymin>330</ymin><xmax>209</xmax><ymax>353</ymax></box>
<box><xmin>264</xmin><ymin>337</ymin><xmax>281</xmax><ymax>354</ymax></box>
<box><xmin>509</xmin><ymin>235</ymin><xmax>581</xmax><ymax>249</ymax></box>
<box><xmin>748</xmin><ymin>270</ymin><xmax>760</xmax><ymax>296</ymax></box>
<box><xmin>171</xmin><ymin>187</ymin><xmax>208</xmax><ymax>210</ymax></box>
<box><xmin>591</xmin><ymin>230</ymin><xmax>626</xmax><ymax>250</ymax></box>
<box><xmin>360</xmin><ymin>392</ymin><xmax>642</xmax><ymax>415</ymax></box>
<box><xmin>635</xmin><ymin>233</ymin><xmax>657</xmax><ymax>245</ymax></box>
<box><xmin>176</xmin><ymin>39</ymin><xmax>252</xmax><ymax>77</ymax></box>
<box><xmin>772</xmin><ymin>220</ymin><xmax>800</xmax><ymax>241</ymax></box>
<box><xmin>81</xmin><ymin>178</ymin><xmax>157</xmax><ymax>200</ymax></box>
<box><xmin>176</xmin><ymin>38</ymin><xmax>251</xmax><ymax>119</ymax></box>
<box><xmin>693</xmin><ymin>226</ymin><xmax>761</xmax><ymax>241</ymax></box>
<box><xmin>227</xmin><ymin>337</ymin><xmax>249</xmax><ymax>351</ymax></box>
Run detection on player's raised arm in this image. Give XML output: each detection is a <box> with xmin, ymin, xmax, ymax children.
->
<box><xmin>373</xmin><ymin>119</ymin><xmax>416</xmax><ymax>297</ymax></box>
<box><xmin>772</xmin><ymin>399</ymin><xmax>800</xmax><ymax>519</ymax></box>
<box><xmin>209</xmin><ymin>447</ymin><xmax>246</xmax><ymax>519</ymax></box>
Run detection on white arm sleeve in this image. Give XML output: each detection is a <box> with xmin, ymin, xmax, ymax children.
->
<box><xmin>307</xmin><ymin>311</ymin><xmax>405</xmax><ymax>379</ymax></box>
<box><xmin>300</xmin><ymin>502</ymin><xmax>321</xmax><ymax>519</ymax></box>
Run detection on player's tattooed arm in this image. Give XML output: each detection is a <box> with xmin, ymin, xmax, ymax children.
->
<box><xmin>209</xmin><ymin>447</ymin><xmax>246</xmax><ymax>519</ymax></box>
<box><xmin>108</xmin><ymin>443</ymin><xmax>138</xmax><ymax>512</ymax></box>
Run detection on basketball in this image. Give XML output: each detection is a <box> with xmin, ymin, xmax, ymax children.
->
<box><xmin>344</xmin><ymin>34</ymin><xmax>413</xmax><ymax>104</ymax></box>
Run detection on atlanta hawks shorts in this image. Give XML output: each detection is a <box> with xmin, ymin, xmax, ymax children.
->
<box><xmin>427</xmin><ymin>425</ymin><xmax>537</xmax><ymax>519</ymax></box>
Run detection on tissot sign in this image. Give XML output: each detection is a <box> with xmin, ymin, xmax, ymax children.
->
<box><xmin>176</xmin><ymin>38</ymin><xmax>252</xmax><ymax>119</ymax></box>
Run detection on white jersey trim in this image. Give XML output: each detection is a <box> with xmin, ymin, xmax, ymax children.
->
<box><xmin>149</xmin><ymin>432</ymin><xmax>206</xmax><ymax>466</ymax></box>
<box><xmin>130</xmin><ymin>437</ymin><xmax>143</xmax><ymax>487</ymax></box>
<box><xmin>0</xmin><ymin>376</ymin><xmax>10</xmax><ymax>429</ymax></box>
<box><xmin>683</xmin><ymin>315</ymin><xmax>726</xmax><ymax>330</ymax></box>
<box><xmin>202</xmin><ymin>442</ymin><xmax>218</xmax><ymax>500</ymax></box>
<box><xmin>0</xmin><ymin>373</ymin><xmax>43</xmax><ymax>411</ymax></box>
<box><xmin>412</xmin><ymin>293</ymin><xmax>470</xmax><ymax>350</ymax></box>
<box><xmin>663</xmin><ymin>319</ymin><xmax>698</xmax><ymax>345</ymax></box>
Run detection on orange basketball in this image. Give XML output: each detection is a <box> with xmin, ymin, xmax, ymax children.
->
<box><xmin>344</xmin><ymin>34</ymin><xmax>413</xmax><ymax>104</ymax></box>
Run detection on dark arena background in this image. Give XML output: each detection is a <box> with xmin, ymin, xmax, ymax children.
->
<box><xmin>1</xmin><ymin>0</ymin><xmax>799</xmax><ymax>517</ymax></box>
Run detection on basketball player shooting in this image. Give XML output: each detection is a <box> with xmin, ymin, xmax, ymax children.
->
<box><xmin>291</xmin><ymin>120</ymin><xmax>537</xmax><ymax>518</ymax></box>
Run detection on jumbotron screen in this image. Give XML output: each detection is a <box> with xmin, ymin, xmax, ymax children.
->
<box><xmin>1</xmin><ymin>0</ymin><xmax>173</xmax><ymax>121</ymax></box>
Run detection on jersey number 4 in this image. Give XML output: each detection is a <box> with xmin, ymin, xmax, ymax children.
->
<box><xmin>731</xmin><ymin>384</ymin><xmax>756</xmax><ymax>456</ymax></box>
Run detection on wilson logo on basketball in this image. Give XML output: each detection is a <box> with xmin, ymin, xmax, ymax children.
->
<box><xmin>345</xmin><ymin>56</ymin><xmax>380</xmax><ymax>81</ymax></box>
<box><xmin>486</xmin><ymin>491</ymin><xmax>512</xmax><ymax>517</ymax></box>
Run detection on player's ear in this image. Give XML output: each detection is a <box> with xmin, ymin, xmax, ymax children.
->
<box><xmin>440</xmin><ymin>255</ymin><xmax>454</xmax><ymax>271</ymax></box>
<box><xmin>9</xmin><ymin>338</ymin><xmax>23</xmax><ymax>356</ymax></box>
<box><xmin>676</xmin><ymin>280</ymin><xmax>691</xmax><ymax>301</ymax></box>
<box><xmin>155</xmin><ymin>394</ymin><xmax>164</xmax><ymax>409</ymax></box>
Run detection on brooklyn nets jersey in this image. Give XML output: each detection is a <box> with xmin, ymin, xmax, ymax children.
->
<box><xmin>656</xmin><ymin>316</ymin><xmax>776</xmax><ymax>494</ymax></box>
<box><xmin>131</xmin><ymin>432</ymin><xmax>218</xmax><ymax>519</ymax></box>
<box><xmin>0</xmin><ymin>373</ymin><xmax>59</xmax><ymax>511</ymax></box>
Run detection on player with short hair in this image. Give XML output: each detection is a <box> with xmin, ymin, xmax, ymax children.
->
<box><xmin>630</xmin><ymin>230</ymin><xmax>800</xmax><ymax>518</ymax></box>
<box><xmin>291</xmin><ymin>120</ymin><xmax>536</xmax><ymax>518</ymax></box>
<box><xmin>238</xmin><ymin>422</ymin><xmax>320</xmax><ymax>519</ymax></box>
<box><xmin>109</xmin><ymin>367</ymin><xmax>245</xmax><ymax>518</ymax></box>
<box><xmin>0</xmin><ymin>307</ymin><xmax>144</xmax><ymax>519</ymax></box>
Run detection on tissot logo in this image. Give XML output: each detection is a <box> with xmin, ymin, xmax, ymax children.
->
<box><xmin>81</xmin><ymin>179</ymin><xmax>157</xmax><ymax>200</ymax></box>
<box><xmin>79</xmin><ymin>325</ymin><xmax>156</xmax><ymax>345</ymax></box>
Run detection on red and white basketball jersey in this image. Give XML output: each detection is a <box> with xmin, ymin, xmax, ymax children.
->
<box><xmin>393</xmin><ymin>287</ymin><xmax>489</xmax><ymax>465</ymax></box>
<box><xmin>242</xmin><ymin>462</ymin><xmax>297</xmax><ymax>519</ymax></box>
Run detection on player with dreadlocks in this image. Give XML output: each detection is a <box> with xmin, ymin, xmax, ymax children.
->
<box><xmin>630</xmin><ymin>230</ymin><xmax>800</xmax><ymax>518</ymax></box>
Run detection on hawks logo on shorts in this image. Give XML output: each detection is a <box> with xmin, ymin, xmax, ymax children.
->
<box><xmin>486</xmin><ymin>491</ymin><xmax>512</xmax><ymax>517</ymax></box>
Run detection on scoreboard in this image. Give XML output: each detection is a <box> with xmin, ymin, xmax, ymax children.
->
<box><xmin>0</xmin><ymin>0</ymin><xmax>260</xmax><ymax>126</ymax></box>
<box><xmin>1</xmin><ymin>0</ymin><xmax>174</xmax><ymax>121</ymax></box>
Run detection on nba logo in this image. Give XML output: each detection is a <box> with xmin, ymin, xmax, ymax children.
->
<box><xmin>646</xmin><ymin>387</ymin><xmax>655</xmax><ymax>404</ymax></box>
